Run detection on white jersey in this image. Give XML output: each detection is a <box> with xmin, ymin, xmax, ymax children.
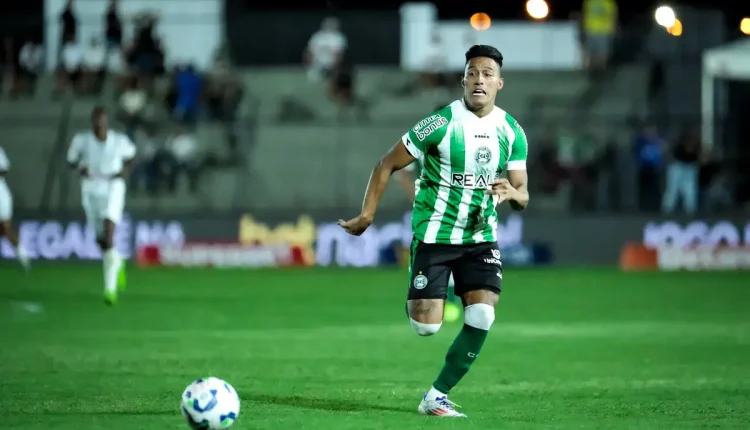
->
<box><xmin>67</xmin><ymin>130</ymin><xmax>136</xmax><ymax>195</ymax></box>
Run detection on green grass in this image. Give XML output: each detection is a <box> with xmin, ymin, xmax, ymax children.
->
<box><xmin>1</xmin><ymin>265</ymin><xmax>749</xmax><ymax>429</ymax></box>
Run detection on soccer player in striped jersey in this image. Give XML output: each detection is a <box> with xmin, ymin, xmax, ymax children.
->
<box><xmin>0</xmin><ymin>146</ymin><xmax>30</xmax><ymax>271</ymax></box>
<box><xmin>339</xmin><ymin>45</ymin><xmax>529</xmax><ymax>417</ymax></box>
<box><xmin>398</xmin><ymin>155</ymin><xmax>462</xmax><ymax>321</ymax></box>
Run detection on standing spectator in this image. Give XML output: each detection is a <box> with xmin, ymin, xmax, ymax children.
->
<box><xmin>165</xmin><ymin>125</ymin><xmax>201</xmax><ymax>193</ymax></box>
<box><xmin>81</xmin><ymin>38</ymin><xmax>106</xmax><ymax>93</ymax></box>
<box><xmin>59</xmin><ymin>0</ymin><xmax>77</xmax><ymax>50</ymax></box>
<box><xmin>420</xmin><ymin>32</ymin><xmax>447</xmax><ymax>89</ymax></box>
<box><xmin>104</xmin><ymin>0</ymin><xmax>122</xmax><ymax>63</ymax></box>
<box><xmin>1</xmin><ymin>38</ymin><xmax>16</xmax><ymax>97</ymax></box>
<box><xmin>127</xmin><ymin>12</ymin><xmax>163</xmax><ymax>86</ymax></box>
<box><xmin>303</xmin><ymin>17</ymin><xmax>347</xmax><ymax>82</ymax></box>
<box><xmin>662</xmin><ymin>128</ymin><xmax>702</xmax><ymax>215</ymax></box>
<box><xmin>118</xmin><ymin>77</ymin><xmax>148</xmax><ymax>138</ymax></box>
<box><xmin>173</xmin><ymin>65</ymin><xmax>202</xmax><ymax>123</ymax></box>
<box><xmin>56</xmin><ymin>39</ymin><xmax>82</xmax><ymax>95</ymax></box>
<box><xmin>582</xmin><ymin>0</ymin><xmax>617</xmax><ymax>74</ymax></box>
<box><xmin>17</xmin><ymin>40</ymin><xmax>43</xmax><ymax>97</ymax></box>
<box><xmin>633</xmin><ymin>124</ymin><xmax>665</xmax><ymax>211</ymax></box>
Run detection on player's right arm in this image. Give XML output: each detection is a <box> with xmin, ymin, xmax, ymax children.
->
<box><xmin>339</xmin><ymin>109</ymin><xmax>449</xmax><ymax>235</ymax></box>
<box><xmin>66</xmin><ymin>134</ymin><xmax>88</xmax><ymax>177</ymax></box>
<box><xmin>338</xmin><ymin>140</ymin><xmax>416</xmax><ymax>235</ymax></box>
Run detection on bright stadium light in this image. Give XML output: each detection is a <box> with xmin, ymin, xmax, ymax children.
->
<box><xmin>470</xmin><ymin>12</ymin><xmax>491</xmax><ymax>30</ymax></box>
<box><xmin>667</xmin><ymin>19</ymin><xmax>683</xmax><ymax>36</ymax></box>
<box><xmin>526</xmin><ymin>0</ymin><xmax>550</xmax><ymax>20</ymax></box>
<box><xmin>741</xmin><ymin>18</ymin><xmax>750</xmax><ymax>35</ymax></box>
<box><xmin>654</xmin><ymin>6</ymin><xmax>676</xmax><ymax>28</ymax></box>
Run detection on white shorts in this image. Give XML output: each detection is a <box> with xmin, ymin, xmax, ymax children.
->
<box><xmin>0</xmin><ymin>181</ymin><xmax>12</xmax><ymax>221</ymax></box>
<box><xmin>81</xmin><ymin>179</ymin><xmax>126</xmax><ymax>235</ymax></box>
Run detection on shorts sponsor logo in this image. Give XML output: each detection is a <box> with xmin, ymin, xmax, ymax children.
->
<box><xmin>475</xmin><ymin>146</ymin><xmax>492</xmax><ymax>165</ymax></box>
<box><xmin>491</xmin><ymin>249</ymin><xmax>501</xmax><ymax>259</ymax></box>
<box><xmin>484</xmin><ymin>257</ymin><xmax>501</xmax><ymax>265</ymax></box>
<box><xmin>413</xmin><ymin>274</ymin><xmax>428</xmax><ymax>289</ymax></box>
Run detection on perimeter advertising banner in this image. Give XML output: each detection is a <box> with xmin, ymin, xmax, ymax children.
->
<box><xmin>2</xmin><ymin>213</ymin><xmax>747</xmax><ymax>267</ymax></box>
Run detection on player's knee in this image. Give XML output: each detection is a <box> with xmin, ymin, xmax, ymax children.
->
<box><xmin>463</xmin><ymin>303</ymin><xmax>495</xmax><ymax>331</ymax></box>
<box><xmin>409</xmin><ymin>318</ymin><xmax>442</xmax><ymax>336</ymax></box>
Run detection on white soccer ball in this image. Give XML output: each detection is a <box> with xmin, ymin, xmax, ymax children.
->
<box><xmin>180</xmin><ymin>377</ymin><xmax>240</xmax><ymax>429</ymax></box>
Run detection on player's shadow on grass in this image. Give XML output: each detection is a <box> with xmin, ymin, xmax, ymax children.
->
<box><xmin>241</xmin><ymin>393</ymin><xmax>413</xmax><ymax>414</ymax></box>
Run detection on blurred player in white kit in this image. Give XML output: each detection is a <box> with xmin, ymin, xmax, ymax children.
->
<box><xmin>67</xmin><ymin>106</ymin><xmax>136</xmax><ymax>305</ymax></box>
<box><xmin>0</xmin><ymin>145</ymin><xmax>31</xmax><ymax>271</ymax></box>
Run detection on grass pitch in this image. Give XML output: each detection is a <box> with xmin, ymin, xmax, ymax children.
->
<box><xmin>1</xmin><ymin>265</ymin><xmax>749</xmax><ymax>429</ymax></box>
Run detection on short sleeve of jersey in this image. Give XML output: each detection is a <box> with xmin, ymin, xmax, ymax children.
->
<box><xmin>401</xmin><ymin>106</ymin><xmax>452</xmax><ymax>160</ymax></box>
<box><xmin>67</xmin><ymin>133</ymin><xmax>83</xmax><ymax>165</ymax></box>
<box><xmin>119</xmin><ymin>133</ymin><xmax>137</xmax><ymax>159</ymax></box>
<box><xmin>0</xmin><ymin>147</ymin><xmax>9</xmax><ymax>171</ymax></box>
<box><xmin>506</xmin><ymin>114</ymin><xmax>528</xmax><ymax>171</ymax></box>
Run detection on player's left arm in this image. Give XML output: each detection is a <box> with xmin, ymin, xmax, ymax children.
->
<box><xmin>488</xmin><ymin>120</ymin><xmax>529</xmax><ymax>210</ymax></box>
<box><xmin>113</xmin><ymin>134</ymin><xmax>137</xmax><ymax>179</ymax></box>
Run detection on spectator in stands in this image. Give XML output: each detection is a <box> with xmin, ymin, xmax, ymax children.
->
<box><xmin>1</xmin><ymin>37</ymin><xmax>16</xmax><ymax>97</ymax></box>
<box><xmin>118</xmin><ymin>77</ymin><xmax>148</xmax><ymax>139</ymax></box>
<box><xmin>303</xmin><ymin>17</ymin><xmax>347</xmax><ymax>83</ymax></box>
<box><xmin>127</xmin><ymin>12</ymin><xmax>163</xmax><ymax>87</ymax></box>
<box><xmin>420</xmin><ymin>31</ymin><xmax>448</xmax><ymax>89</ymax></box>
<box><xmin>16</xmin><ymin>40</ymin><xmax>43</xmax><ymax>97</ymax></box>
<box><xmin>129</xmin><ymin>127</ymin><xmax>159</xmax><ymax>194</ymax></box>
<box><xmin>56</xmin><ymin>38</ymin><xmax>83</xmax><ymax>96</ymax></box>
<box><xmin>165</xmin><ymin>125</ymin><xmax>201</xmax><ymax>193</ymax></box>
<box><xmin>582</xmin><ymin>0</ymin><xmax>617</xmax><ymax>74</ymax></box>
<box><xmin>81</xmin><ymin>38</ymin><xmax>106</xmax><ymax>93</ymax></box>
<box><xmin>104</xmin><ymin>0</ymin><xmax>122</xmax><ymax>63</ymax></box>
<box><xmin>330</xmin><ymin>57</ymin><xmax>354</xmax><ymax>107</ymax></box>
<box><xmin>662</xmin><ymin>128</ymin><xmax>703</xmax><ymax>215</ymax></box>
<box><xmin>59</xmin><ymin>0</ymin><xmax>77</xmax><ymax>47</ymax></box>
<box><xmin>206</xmin><ymin>71</ymin><xmax>244</xmax><ymax>157</ymax></box>
<box><xmin>633</xmin><ymin>124</ymin><xmax>665</xmax><ymax>212</ymax></box>
<box><xmin>173</xmin><ymin>64</ymin><xmax>202</xmax><ymax>124</ymax></box>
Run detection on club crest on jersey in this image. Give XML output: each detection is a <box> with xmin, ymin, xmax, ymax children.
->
<box><xmin>475</xmin><ymin>146</ymin><xmax>492</xmax><ymax>165</ymax></box>
<box><xmin>413</xmin><ymin>274</ymin><xmax>428</xmax><ymax>289</ymax></box>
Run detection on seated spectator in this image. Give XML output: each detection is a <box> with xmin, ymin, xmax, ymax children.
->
<box><xmin>173</xmin><ymin>65</ymin><xmax>202</xmax><ymax>123</ymax></box>
<box><xmin>118</xmin><ymin>77</ymin><xmax>148</xmax><ymax>138</ymax></box>
<box><xmin>17</xmin><ymin>40</ymin><xmax>43</xmax><ymax>97</ymax></box>
<box><xmin>81</xmin><ymin>37</ymin><xmax>106</xmax><ymax>93</ymax></box>
<box><xmin>125</xmin><ymin>11</ymin><xmax>163</xmax><ymax>88</ymax></box>
<box><xmin>57</xmin><ymin>39</ymin><xmax>83</xmax><ymax>95</ymax></box>
<box><xmin>129</xmin><ymin>126</ymin><xmax>159</xmax><ymax>194</ymax></box>
<box><xmin>165</xmin><ymin>125</ymin><xmax>201</xmax><ymax>193</ymax></box>
<box><xmin>303</xmin><ymin>17</ymin><xmax>347</xmax><ymax>82</ymax></box>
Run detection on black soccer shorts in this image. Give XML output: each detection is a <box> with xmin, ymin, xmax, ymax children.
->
<box><xmin>407</xmin><ymin>238</ymin><xmax>503</xmax><ymax>300</ymax></box>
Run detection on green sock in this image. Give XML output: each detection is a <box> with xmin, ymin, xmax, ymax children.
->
<box><xmin>432</xmin><ymin>324</ymin><xmax>489</xmax><ymax>394</ymax></box>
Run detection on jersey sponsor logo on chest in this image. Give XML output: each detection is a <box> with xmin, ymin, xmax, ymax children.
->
<box><xmin>451</xmin><ymin>172</ymin><xmax>494</xmax><ymax>188</ymax></box>
<box><xmin>413</xmin><ymin>115</ymin><xmax>448</xmax><ymax>141</ymax></box>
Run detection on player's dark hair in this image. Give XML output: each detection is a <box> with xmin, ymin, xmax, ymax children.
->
<box><xmin>92</xmin><ymin>105</ymin><xmax>107</xmax><ymax>116</ymax></box>
<box><xmin>465</xmin><ymin>45</ymin><xmax>503</xmax><ymax>68</ymax></box>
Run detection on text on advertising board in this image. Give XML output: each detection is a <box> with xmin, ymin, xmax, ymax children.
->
<box><xmin>316</xmin><ymin>212</ymin><xmax>523</xmax><ymax>267</ymax></box>
<box><xmin>643</xmin><ymin>220</ymin><xmax>750</xmax><ymax>247</ymax></box>
<box><xmin>239</xmin><ymin>214</ymin><xmax>316</xmax><ymax>265</ymax></box>
<box><xmin>0</xmin><ymin>216</ymin><xmax>184</xmax><ymax>260</ymax></box>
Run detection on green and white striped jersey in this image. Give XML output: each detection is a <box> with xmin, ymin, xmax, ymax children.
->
<box><xmin>401</xmin><ymin>99</ymin><xmax>528</xmax><ymax>245</ymax></box>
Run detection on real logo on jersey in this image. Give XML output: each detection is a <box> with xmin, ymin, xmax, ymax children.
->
<box><xmin>475</xmin><ymin>146</ymin><xmax>492</xmax><ymax>165</ymax></box>
<box><xmin>413</xmin><ymin>274</ymin><xmax>428</xmax><ymax>289</ymax></box>
<box><xmin>413</xmin><ymin>115</ymin><xmax>448</xmax><ymax>141</ymax></box>
<box><xmin>451</xmin><ymin>173</ymin><xmax>493</xmax><ymax>188</ymax></box>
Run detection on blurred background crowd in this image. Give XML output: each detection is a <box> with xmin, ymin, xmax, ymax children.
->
<box><xmin>0</xmin><ymin>0</ymin><xmax>748</xmax><ymax>217</ymax></box>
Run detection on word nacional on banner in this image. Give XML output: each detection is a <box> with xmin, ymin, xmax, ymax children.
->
<box><xmin>0</xmin><ymin>216</ymin><xmax>184</xmax><ymax>261</ymax></box>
